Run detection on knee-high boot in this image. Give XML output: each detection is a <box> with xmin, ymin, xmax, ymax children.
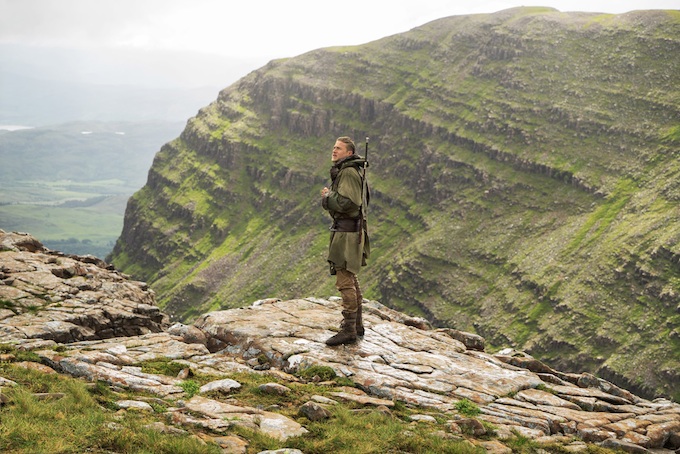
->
<box><xmin>325</xmin><ymin>311</ymin><xmax>358</xmax><ymax>346</ymax></box>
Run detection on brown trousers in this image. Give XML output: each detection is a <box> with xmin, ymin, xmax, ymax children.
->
<box><xmin>335</xmin><ymin>268</ymin><xmax>363</xmax><ymax>313</ymax></box>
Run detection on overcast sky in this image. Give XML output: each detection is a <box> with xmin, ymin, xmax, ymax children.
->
<box><xmin>1</xmin><ymin>0</ymin><xmax>678</xmax><ymax>60</ymax></box>
<box><xmin>0</xmin><ymin>0</ymin><xmax>678</xmax><ymax>91</ymax></box>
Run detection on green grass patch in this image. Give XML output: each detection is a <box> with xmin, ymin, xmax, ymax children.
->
<box><xmin>0</xmin><ymin>365</ymin><xmax>220</xmax><ymax>454</ymax></box>
<box><xmin>0</xmin><ymin>344</ymin><xmax>41</xmax><ymax>362</ymax></box>
<box><xmin>0</xmin><ymin>299</ymin><xmax>17</xmax><ymax>312</ymax></box>
<box><xmin>527</xmin><ymin>300</ymin><xmax>552</xmax><ymax>321</ymax></box>
<box><xmin>296</xmin><ymin>365</ymin><xmax>338</xmax><ymax>382</ymax></box>
<box><xmin>662</xmin><ymin>124</ymin><xmax>680</xmax><ymax>143</ymax></box>
<box><xmin>282</xmin><ymin>406</ymin><xmax>483</xmax><ymax>454</ymax></box>
<box><xmin>224</xmin><ymin>371</ymin><xmax>335</xmax><ymax>413</ymax></box>
<box><xmin>504</xmin><ymin>431</ymin><xmax>540</xmax><ymax>453</ymax></box>
<box><xmin>137</xmin><ymin>358</ymin><xmax>188</xmax><ymax>376</ymax></box>
<box><xmin>563</xmin><ymin>178</ymin><xmax>637</xmax><ymax>256</ymax></box>
<box><xmin>180</xmin><ymin>379</ymin><xmax>201</xmax><ymax>398</ymax></box>
<box><xmin>535</xmin><ymin>384</ymin><xmax>558</xmax><ymax>395</ymax></box>
<box><xmin>455</xmin><ymin>398</ymin><xmax>481</xmax><ymax>417</ymax></box>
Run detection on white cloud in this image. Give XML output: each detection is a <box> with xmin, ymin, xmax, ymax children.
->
<box><xmin>1</xmin><ymin>0</ymin><xmax>678</xmax><ymax>59</ymax></box>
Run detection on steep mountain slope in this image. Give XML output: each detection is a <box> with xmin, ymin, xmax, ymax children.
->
<box><xmin>110</xmin><ymin>7</ymin><xmax>680</xmax><ymax>399</ymax></box>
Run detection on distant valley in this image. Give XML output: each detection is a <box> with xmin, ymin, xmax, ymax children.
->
<box><xmin>0</xmin><ymin>43</ymin><xmax>261</xmax><ymax>257</ymax></box>
<box><xmin>0</xmin><ymin>121</ymin><xmax>184</xmax><ymax>257</ymax></box>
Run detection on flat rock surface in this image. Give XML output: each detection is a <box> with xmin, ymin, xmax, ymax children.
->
<box><xmin>191</xmin><ymin>298</ymin><xmax>680</xmax><ymax>451</ymax></box>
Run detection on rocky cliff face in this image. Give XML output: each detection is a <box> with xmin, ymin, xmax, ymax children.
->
<box><xmin>109</xmin><ymin>8</ymin><xmax>680</xmax><ymax>399</ymax></box>
<box><xmin>2</xmin><ymin>232</ymin><xmax>680</xmax><ymax>452</ymax></box>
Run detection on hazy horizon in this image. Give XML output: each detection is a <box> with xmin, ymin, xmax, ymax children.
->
<box><xmin>2</xmin><ymin>1</ymin><xmax>678</xmax><ymax>90</ymax></box>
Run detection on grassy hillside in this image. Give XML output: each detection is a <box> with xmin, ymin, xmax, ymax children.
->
<box><xmin>110</xmin><ymin>8</ymin><xmax>680</xmax><ymax>399</ymax></box>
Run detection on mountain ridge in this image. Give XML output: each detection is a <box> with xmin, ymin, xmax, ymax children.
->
<box><xmin>110</xmin><ymin>7</ymin><xmax>680</xmax><ymax>399</ymax></box>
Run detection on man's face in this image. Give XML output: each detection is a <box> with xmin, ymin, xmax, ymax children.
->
<box><xmin>331</xmin><ymin>140</ymin><xmax>353</xmax><ymax>162</ymax></box>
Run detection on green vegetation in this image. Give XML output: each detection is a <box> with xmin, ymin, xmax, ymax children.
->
<box><xmin>563</xmin><ymin>179</ymin><xmax>637</xmax><ymax>256</ymax></box>
<box><xmin>0</xmin><ymin>362</ymin><xmax>220</xmax><ymax>453</ymax></box>
<box><xmin>179</xmin><ymin>380</ymin><xmax>200</xmax><ymax>398</ymax></box>
<box><xmin>454</xmin><ymin>398</ymin><xmax>481</xmax><ymax>417</ymax></box>
<box><xmin>285</xmin><ymin>406</ymin><xmax>484</xmax><ymax>454</ymax></box>
<box><xmin>138</xmin><ymin>359</ymin><xmax>188</xmax><ymax>376</ymax></box>
<box><xmin>0</xmin><ymin>350</ymin><xmax>518</xmax><ymax>453</ymax></box>
<box><xmin>0</xmin><ymin>199</ymin><xmax>125</xmax><ymax>258</ymax></box>
<box><xmin>296</xmin><ymin>365</ymin><xmax>337</xmax><ymax>381</ymax></box>
<box><xmin>0</xmin><ymin>299</ymin><xmax>16</xmax><ymax>311</ymax></box>
<box><xmin>662</xmin><ymin>125</ymin><xmax>680</xmax><ymax>143</ymax></box>
<box><xmin>0</xmin><ymin>344</ymin><xmax>41</xmax><ymax>362</ymax></box>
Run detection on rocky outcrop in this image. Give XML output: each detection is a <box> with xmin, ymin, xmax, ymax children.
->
<box><xmin>5</xmin><ymin>296</ymin><xmax>680</xmax><ymax>451</ymax></box>
<box><xmin>0</xmin><ymin>230</ymin><xmax>169</xmax><ymax>345</ymax></box>
<box><xmin>1</xmin><ymin>236</ymin><xmax>678</xmax><ymax>452</ymax></box>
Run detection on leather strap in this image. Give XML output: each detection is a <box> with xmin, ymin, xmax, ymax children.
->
<box><xmin>330</xmin><ymin>218</ymin><xmax>361</xmax><ymax>232</ymax></box>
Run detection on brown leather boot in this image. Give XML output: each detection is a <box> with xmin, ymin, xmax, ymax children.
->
<box><xmin>325</xmin><ymin>311</ymin><xmax>358</xmax><ymax>346</ymax></box>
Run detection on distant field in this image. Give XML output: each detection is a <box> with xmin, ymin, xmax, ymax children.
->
<box><xmin>0</xmin><ymin>121</ymin><xmax>181</xmax><ymax>258</ymax></box>
<box><xmin>0</xmin><ymin>179</ymin><xmax>132</xmax><ymax>204</ymax></box>
<box><xmin>0</xmin><ymin>194</ymin><xmax>129</xmax><ymax>258</ymax></box>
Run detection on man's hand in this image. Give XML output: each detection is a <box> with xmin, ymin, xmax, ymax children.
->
<box><xmin>321</xmin><ymin>187</ymin><xmax>330</xmax><ymax>197</ymax></box>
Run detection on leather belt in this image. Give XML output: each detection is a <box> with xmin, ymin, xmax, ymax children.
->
<box><xmin>330</xmin><ymin>218</ymin><xmax>361</xmax><ymax>232</ymax></box>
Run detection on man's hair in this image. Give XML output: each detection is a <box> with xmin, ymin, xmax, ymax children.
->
<box><xmin>336</xmin><ymin>136</ymin><xmax>356</xmax><ymax>154</ymax></box>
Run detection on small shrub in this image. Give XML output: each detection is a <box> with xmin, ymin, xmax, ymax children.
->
<box><xmin>25</xmin><ymin>304</ymin><xmax>41</xmax><ymax>314</ymax></box>
<box><xmin>481</xmin><ymin>420</ymin><xmax>498</xmax><ymax>436</ymax></box>
<box><xmin>0</xmin><ymin>299</ymin><xmax>16</xmax><ymax>311</ymax></box>
<box><xmin>455</xmin><ymin>398</ymin><xmax>481</xmax><ymax>417</ymax></box>
<box><xmin>506</xmin><ymin>430</ymin><xmax>539</xmax><ymax>453</ymax></box>
<box><xmin>137</xmin><ymin>358</ymin><xmax>186</xmax><ymax>376</ymax></box>
<box><xmin>536</xmin><ymin>383</ymin><xmax>558</xmax><ymax>395</ymax></box>
<box><xmin>296</xmin><ymin>365</ymin><xmax>337</xmax><ymax>382</ymax></box>
<box><xmin>257</xmin><ymin>353</ymin><xmax>270</xmax><ymax>365</ymax></box>
<box><xmin>180</xmin><ymin>380</ymin><xmax>200</xmax><ymax>398</ymax></box>
<box><xmin>334</xmin><ymin>376</ymin><xmax>356</xmax><ymax>387</ymax></box>
<box><xmin>149</xmin><ymin>402</ymin><xmax>168</xmax><ymax>413</ymax></box>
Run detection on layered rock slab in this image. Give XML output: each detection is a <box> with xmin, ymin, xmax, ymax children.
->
<box><xmin>0</xmin><ymin>231</ymin><xmax>169</xmax><ymax>344</ymax></box>
<box><xmin>195</xmin><ymin>297</ymin><xmax>542</xmax><ymax>408</ymax></box>
<box><xmin>194</xmin><ymin>297</ymin><xmax>680</xmax><ymax>451</ymax></box>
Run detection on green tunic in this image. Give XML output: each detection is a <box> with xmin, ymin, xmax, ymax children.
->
<box><xmin>322</xmin><ymin>156</ymin><xmax>370</xmax><ymax>275</ymax></box>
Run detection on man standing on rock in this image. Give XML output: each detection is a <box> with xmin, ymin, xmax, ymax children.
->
<box><xmin>321</xmin><ymin>136</ymin><xmax>370</xmax><ymax>346</ymax></box>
